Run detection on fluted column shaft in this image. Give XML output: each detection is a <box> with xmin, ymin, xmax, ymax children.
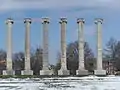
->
<box><xmin>60</xmin><ymin>18</ymin><xmax>67</xmax><ymax>70</ymax></box>
<box><xmin>24</xmin><ymin>18</ymin><xmax>31</xmax><ymax>70</ymax></box>
<box><xmin>42</xmin><ymin>18</ymin><xmax>49</xmax><ymax>70</ymax></box>
<box><xmin>6</xmin><ymin>18</ymin><xmax>13</xmax><ymax>70</ymax></box>
<box><xmin>95</xmin><ymin>19</ymin><xmax>103</xmax><ymax>70</ymax></box>
<box><xmin>77</xmin><ymin>18</ymin><xmax>85</xmax><ymax>70</ymax></box>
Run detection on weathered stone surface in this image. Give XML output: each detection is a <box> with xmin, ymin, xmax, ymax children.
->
<box><xmin>24</xmin><ymin>18</ymin><xmax>31</xmax><ymax>71</ymax></box>
<box><xmin>6</xmin><ymin>18</ymin><xmax>13</xmax><ymax>73</ymax></box>
<box><xmin>94</xmin><ymin>70</ymin><xmax>106</xmax><ymax>76</ymax></box>
<box><xmin>76</xmin><ymin>69</ymin><xmax>88</xmax><ymax>76</ymax></box>
<box><xmin>76</xmin><ymin>18</ymin><xmax>88</xmax><ymax>76</ymax></box>
<box><xmin>21</xmin><ymin>70</ymin><xmax>33</xmax><ymax>75</ymax></box>
<box><xmin>3</xmin><ymin>70</ymin><xmax>15</xmax><ymax>75</ymax></box>
<box><xmin>41</xmin><ymin>18</ymin><xmax>50</xmax><ymax>74</ymax></box>
<box><xmin>58</xmin><ymin>69</ymin><xmax>70</xmax><ymax>75</ymax></box>
<box><xmin>40</xmin><ymin>70</ymin><xmax>54</xmax><ymax>75</ymax></box>
<box><xmin>94</xmin><ymin>18</ymin><xmax>106</xmax><ymax>76</ymax></box>
<box><xmin>23</xmin><ymin>18</ymin><xmax>32</xmax><ymax>75</ymax></box>
<box><xmin>59</xmin><ymin>18</ymin><xmax>69</xmax><ymax>75</ymax></box>
<box><xmin>77</xmin><ymin>18</ymin><xmax>85</xmax><ymax>70</ymax></box>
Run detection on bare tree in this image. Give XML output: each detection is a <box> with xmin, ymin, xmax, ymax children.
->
<box><xmin>104</xmin><ymin>38</ymin><xmax>120</xmax><ymax>71</ymax></box>
<box><xmin>0</xmin><ymin>49</ymin><xmax>6</xmax><ymax>70</ymax></box>
<box><xmin>55</xmin><ymin>41</ymin><xmax>95</xmax><ymax>75</ymax></box>
<box><xmin>30</xmin><ymin>47</ymin><xmax>43</xmax><ymax>75</ymax></box>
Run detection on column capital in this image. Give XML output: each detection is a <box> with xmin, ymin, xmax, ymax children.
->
<box><xmin>95</xmin><ymin>18</ymin><xmax>103</xmax><ymax>24</ymax></box>
<box><xmin>42</xmin><ymin>18</ymin><xmax>49</xmax><ymax>24</ymax></box>
<box><xmin>24</xmin><ymin>18</ymin><xmax>32</xmax><ymax>24</ymax></box>
<box><xmin>77</xmin><ymin>18</ymin><xmax>85</xmax><ymax>23</ymax></box>
<box><xmin>5</xmin><ymin>18</ymin><xmax>14</xmax><ymax>24</ymax></box>
<box><xmin>59</xmin><ymin>18</ymin><xmax>67</xmax><ymax>24</ymax></box>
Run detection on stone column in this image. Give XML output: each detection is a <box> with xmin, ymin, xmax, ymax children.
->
<box><xmin>21</xmin><ymin>18</ymin><xmax>33</xmax><ymax>75</ymax></box>
<box><xmin>76</xmin><ymin>18</ymin><xmax>88</xmax><ymax>76</ymax></box>
<box><xmin>94</xmin><ymin>18</ymin><xmax>106</xmax><ymax>76</ymax></box>
<box><xmin>3</xmin><ymin>18</ymin><xmax>15</xmax><ymax>75</ymax></box>
<box><xmin>40</xmin><ymin>18</ymin><xmax>54</xmax><ymax>75</ymax></box>
<box><xmin>58</xmin><ymin>18</ymin><xmax>69</xmax><ymax>75</ymax></box>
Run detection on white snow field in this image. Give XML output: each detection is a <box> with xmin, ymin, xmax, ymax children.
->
<box><xmin>0</xmin><ymin>75</ymin><xmax>120</xmax><ymax>90</ymax></box>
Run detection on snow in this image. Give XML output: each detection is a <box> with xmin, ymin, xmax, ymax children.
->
<box><xmin>0</xmin><ymin>76</ymin><xmax>120</xmax><ymax>90</ymax></box>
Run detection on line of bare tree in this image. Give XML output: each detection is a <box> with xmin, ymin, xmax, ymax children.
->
<box><xmin>0</xmin><ymin>37</ymin><xmax>119</xmax><ymax>75</ymax></box>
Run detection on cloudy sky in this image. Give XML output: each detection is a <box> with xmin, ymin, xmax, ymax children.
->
<box><xmin>0</xmin><ymin>0</ymin><xmax>120</xmax><ymax>64</ymax></box>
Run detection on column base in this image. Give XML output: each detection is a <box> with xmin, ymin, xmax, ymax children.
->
<box><xmin>3</xmin><ymin>70</ymin><xmax>15</xmax><ymax>75</ymax></box>
<box><xmin>21</xmin><ymin>70</ymin><xmax>33</xmax><ymax>75</ymax></box>
<box><xmin>94</xmin><ymin>70</ymin><xmax>106</xmax><ymax>76</ymax></box>
<box><xmin>58</xmin><ymin>69</ymin><xmax>70</xmax><ymax>75</ymax></box>
<box><xmin>40</xmin><ymin>70</ymin><xmax>54</xmax><ymax>75</ymax></box>
<box><xmin>76</xmin><ymin>69</ymin><xmax>88</xmax><ymax>76</ymax></box>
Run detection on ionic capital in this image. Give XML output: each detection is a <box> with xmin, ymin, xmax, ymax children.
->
<box><xmin>24</xmin><ymin>18</ymin><xmax>32</xmax><ymax>24</ymax></box>
<box><xmin>77</xmin><ymin>18</ymin><xmax>85</xmax><ymax>23</ymax></box>
<box><xmin>59</xmin><ymin>18</ymin><xmax>67</xmax><ymax>24</ymax></box>
<box><xmin>42</xmin><ymin>18</ymin><xmax>49</xmax><ymax>24</ymax></box>
<box><xmin>5</xmin><ymin>18</ymin><xmax>14</xmax><ymax>24</ymax></box>
<box><xmin>95</xmin><ymin>18</ymin><xmax>103</xmax><ymax>24</ymax></box>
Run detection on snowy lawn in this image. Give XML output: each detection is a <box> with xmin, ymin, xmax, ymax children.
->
<box><xmin>0</xmin><ymin>75</ymin><xmax>119</xmax><ymax>90</ymax></box>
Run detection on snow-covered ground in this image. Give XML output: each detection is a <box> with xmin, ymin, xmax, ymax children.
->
<box><xmin>0</xmin><ymin>75</ymin><xmax>120</xmax><ymax>90</ymax></box>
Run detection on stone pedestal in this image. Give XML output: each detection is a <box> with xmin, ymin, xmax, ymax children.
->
<box><xmin>94</xmin><ymin>70</ymin><xmax>106</xmax><ymax>76</ymax></box>
<box><xmin>76</xmin><ymin>70</ymin><xmax>88</xmax><ymax>76</ymax></box>
<box><xmin>3</xmin><ymin>70</ymin><xmax>15</xmax><ymax>75</ymax></box>
<box><xmin>21</xmin><ymin>70</ymin><xmax>33</xmax><ymax>75</ymax></box>
<box><xmin>58</xmin><ymin>69</ymin><xmax>70</xmax><ymax>75</ymax></box>
<box><xmin>40</xmin><ymin>70</ymin><xmax>54</xmax><ymax>75</ymax></box>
